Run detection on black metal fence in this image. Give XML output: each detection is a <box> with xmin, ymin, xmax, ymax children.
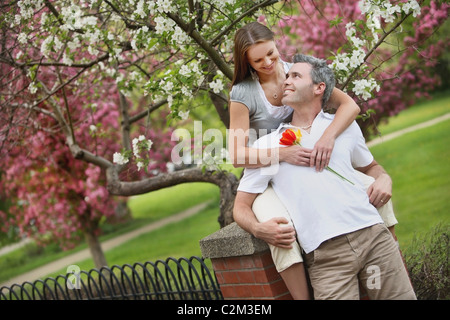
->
<box><xmin>0</xmin><ymin>256</ymin><xmax>223</xmax><ymax>300</ymax></box>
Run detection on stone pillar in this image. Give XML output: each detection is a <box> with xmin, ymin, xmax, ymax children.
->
<box><xmin>200</xmin><ymin>222</ymin><xmax>292</xmax><ymax>300</ymax></box>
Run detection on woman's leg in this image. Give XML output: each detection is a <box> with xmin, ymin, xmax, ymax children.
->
<box><xmin>252</xmin><ymin>185</ymin><xmax>310</xmax><ymax>299</ymax></box>
<box><xmin>279</xmin><ymin>262</ymin><xmax>311</xmax><ymax>300</ymax></box>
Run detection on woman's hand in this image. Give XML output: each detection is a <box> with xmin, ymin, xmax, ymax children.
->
<box><xmin>279</xmin><ymin>145</ymin><xmax>312</xmax><ymax>167</ymax></box>
<box><xmin>310</xmin><ymin>134</ymin><xmax>335</xmax><ymax>172</ymax></box>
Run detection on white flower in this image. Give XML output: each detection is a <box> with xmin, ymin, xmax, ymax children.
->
<box><xmin>345</xmin><ymin>22</ymin><xmax>355</xmax><ymax>38</ymax></box>
<box><xmin>172</xmin><ymin>26</ymin><xmax>189</xmax><ymax>45</ymax></box>
<box><xmin>181</xmin><ymin>86</ymin><xmax>193</xmax><ymax>99</ymax></box>
<box><xmin>136</xmin><ymin>161</ymin><xmax>145</xmax><ymax>171</ymax></box>
<box><xmin>132</xmin><ymin>138</ymin><xmax>141</xmax><ymax>158</ymax></box>
<box><xmin>352</xmin><ymin>78</ymin><xmax>380</xmax><ymax>101</ymax></box>
<box><xmin>18</xmin><ymin>32</ymin><xmax>28</xmax><ymax>44</ymax></box>
<box><xmin>349</xmin><ymin>48</ymin><xmax>366</xmax><ymax>68</ymax></box>
<box><xmin>178</xmin><ymin>110</ymin><xmax>190</xmax><ymax>120</ymax></box>
<box><xmin>383</xmin><ymin>2</ymin><xmax>401</xmax><ymax>17</ymax></box>
<box><xmin>154</xmin><ymin>16</ymin><xmax>175</xmax><ymax>34</ymax></box>
<box><xmin>131</xmin><ymin>39</ymin><xmax>138</xmax><ymax>51</ymax></box>
<box><xmin>209</xmin><ymin>78</ymin><xmax>223</xmax><ymax>94</ymax></box>
<box><xmin>210</xmin><ymin>0</ymin><xmax>235</xmax><ymax>10</ymax></box>
<box><xmin>331</xmin><ymin>54</ymin><xmax>350</xmax><ymax>72</ymax></box>
<box><xmin>147</xmin><ymin>1</ymin><xmax>156</xmax><ymax>15</ymax></box>
<box><xmin>113</xmin><ymin>152</ymin><xmax>129</xmax><ymax>165</ymax></box>
<box><xmin>132</xmin><ymin>135</ymin><xmax>153</xmax><ymax>158</ymax></box>
<box><xmin>67</xmin><ymin>37</ymin><xmax>81</xmax><ymax>50</ymax></box>
<box><xmin>84</xmin><ymin>16</ymin><xmax>97</xmax><ymax>26</ymax></box>
<box><xmin>28</xmin><ymin>82</ymin><xmax>37</xmax><ymax>94</ymax></box>
<box><xmin>179</xmin><ymin>64</ymin><xmax>191</xmax><ymax>77</ymax></box>
<box><xmin>350</xmin><ymin>36</ymin><xmax>365</xmax><ymax>48</ymax></box>
<box><xmin>410</xmin><ymin>0</ymin><xmax>421</xmax><ymax>17</ymax></box>
<box><xmin>88</xmin><ymin>45</ymin><xmax>99</xmax><ymax>56</ymax></box>
<box><xmin>63</xmin><ymin>53</ymin><xmax>74</xmax><ymax>66</ymax></box>
<box><xmin>358</xmin><ymin>0</ymin><xmax>373</xmax><ymax>15</ymax></box>
<box><xmin>134</xmin><ymin>0</ymin><xmax>146</xmax><ymax>18</ymax></box>
<box><xmin>162</xmin><ymin>80</ymin><xmax>174</xmax><ymax>93</ymax></box>
<box><xmin>156</xmin><ymin>0</ymin><xmax>175</xmax><ymax>13</ymax></box>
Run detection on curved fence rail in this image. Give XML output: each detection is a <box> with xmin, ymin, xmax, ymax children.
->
<box><xmin>0</xmin><ymin>256</ymin><xmax>223</xmax><ymax>300</ymax></box>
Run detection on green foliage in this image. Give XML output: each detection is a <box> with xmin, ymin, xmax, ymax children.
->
<box><xmin>404</xmin><ymin>223</ymin><xmax>449</xmax><ymax>300</ymax></box>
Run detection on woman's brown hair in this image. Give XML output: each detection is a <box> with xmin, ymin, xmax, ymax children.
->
<box><xmin>231</xmin><ymin>22</ymin><xmax>274</xmax><ymax>87</ymax></box>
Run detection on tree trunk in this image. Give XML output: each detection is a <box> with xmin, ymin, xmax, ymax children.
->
<box><xmin>84</xmin><ymin>229</ymin><xmax>108</xmax><ymax>269</ymax></box>
<box><xmin>216</xmin><ymin>171</ymin><xmax>239</xmax><ymax>227</ymax></box>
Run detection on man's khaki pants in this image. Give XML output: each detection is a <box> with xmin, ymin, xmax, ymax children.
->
<box><xmin>304</xmin><ymin>224</ymin><xmax>417</xmax><ymax>300</ymax></box>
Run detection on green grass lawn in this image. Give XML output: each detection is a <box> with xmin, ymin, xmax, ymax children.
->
<box><xmin>368</xmin><ymin>91</ymin><xmax>450</xmax><ymax>249</ymax></box>
<box><xmin>369</xmin><ymin>91</ymin><xmax>450</xmax><ymax>139</ymax></box>
<box><xmin>0</xmin><ymin>92</ymin><xmax>448</xmax><ymax>284</ymax></box>
<box><xmin>370</xmin><ymin>118</ymin><xmax>450</xmax><ymax>249</ymax></box>
<box><xmin>44</xmin><ymin>202</ymin><xmax>221</xmax><ymax>280</ymax></box>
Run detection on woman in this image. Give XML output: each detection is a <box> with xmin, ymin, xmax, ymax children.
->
<box><xmin>228</xmin><ymin>22</ymin><xmax>398</xmax><ymax>299</ymax></box>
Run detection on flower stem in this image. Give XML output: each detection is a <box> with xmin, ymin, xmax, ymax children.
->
<box><xmin>326</xmin><ymin>166</ymin><xmax>355</xmax><ymax>185</ymax></box>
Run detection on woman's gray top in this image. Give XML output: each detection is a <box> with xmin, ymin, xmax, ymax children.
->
<box><xmin>230</xmin><ymin>60</ymin><xmax>293</xmax><ymax>146</ymax></box>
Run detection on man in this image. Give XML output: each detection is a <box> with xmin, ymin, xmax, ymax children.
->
<box><xmin>233</xmin><ymin>54</ymin><xmax>416</xmax><ymax>300</ymax></box>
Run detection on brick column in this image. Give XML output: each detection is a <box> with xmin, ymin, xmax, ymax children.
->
<box><xmin>200</xmin><ymin>222</ymin><xmax>292</xmax><ymax>300</ymax></box>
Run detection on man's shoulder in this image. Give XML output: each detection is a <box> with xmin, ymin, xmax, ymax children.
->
<box><xmin>319</xmin><ymin>111</ymin><xmax>361</xmax><ymax>135</ymax></box>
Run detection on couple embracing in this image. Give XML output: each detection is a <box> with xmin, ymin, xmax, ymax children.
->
<box><xmin>228</xmin><ymin>23</ymin><xmax>416</xmax><ymax>300</ymax></box>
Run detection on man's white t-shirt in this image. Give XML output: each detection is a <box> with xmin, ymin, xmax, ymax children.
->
<box><xmin>237</xmin><ymin>111</ymin><xmax>383</xmax><ymax>253</ymax></box>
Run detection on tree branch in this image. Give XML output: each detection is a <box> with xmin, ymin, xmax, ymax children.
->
<box><xmin>69</xmin><ymin>144</ymin><xmax>113</xmax><ymax>168</ymax></box>
<box><xmin>119</xmin><ymin>92</ymin><xmax>131</xmax><ymax>151</ymax></box>
<box><xmin>166</xmin><ymin>12</ymin><xmax>233</xmax><ymax>80</ymax></box>
<box><xmin>210</xmin><ymin>0</ymin><xmax>279</xmax><ymax>46</ymax></box>
<box><xmin>341</xmin><ymin>11</ymin><xmax>414</xmax><ymax>90</ymax></box>
<box><xmin>39</xmin><ymin>81</ymin><xmax>113</xmax><ymax>169</ymax></box>
<box><xmin>128</xmin><ymin>99</ymin><xmax>167</xmax><ymax>124</ymax></box>
<box><xmin>106</xmin><ymin>166</ymin><xmax>236</xmax><ymax>196</ymax></box>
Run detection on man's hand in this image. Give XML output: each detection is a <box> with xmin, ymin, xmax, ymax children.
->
<box><xmin>233</xmin><ymin>191</ymin><xmax>297</xmax><ymax>249</ymax></box>
<box><xmin>252</xmin><ymin>217</ymin><xmax>297</xmax><ymax>249</ymax></box>
<box><xmin>367</xmin><ymin>173</ymin><xmax>392</xmax><ymax>208</ymax></box>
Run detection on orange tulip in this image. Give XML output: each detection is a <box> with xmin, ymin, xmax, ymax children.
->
<box><xmin>279</xmin><ymin>129</ymin><xmax>302</xmax><ymax>146</ymax></box>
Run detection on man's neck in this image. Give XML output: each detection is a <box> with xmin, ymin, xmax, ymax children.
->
<box><xmin>290</xmin><ymin>104</ymin><xmax>321</xmax><ymax>129</ymax></box>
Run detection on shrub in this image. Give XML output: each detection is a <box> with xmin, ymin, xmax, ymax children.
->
<box><xmin>404</xmin><ymin>223</ymin><xmax>449</xmax><ymax>300</ymax></box>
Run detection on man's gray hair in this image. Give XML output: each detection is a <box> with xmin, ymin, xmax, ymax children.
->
<box><xmin>292</xmin><ymin>54</ymin><xmax>335</xmax><ymax>108</ymax></box>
